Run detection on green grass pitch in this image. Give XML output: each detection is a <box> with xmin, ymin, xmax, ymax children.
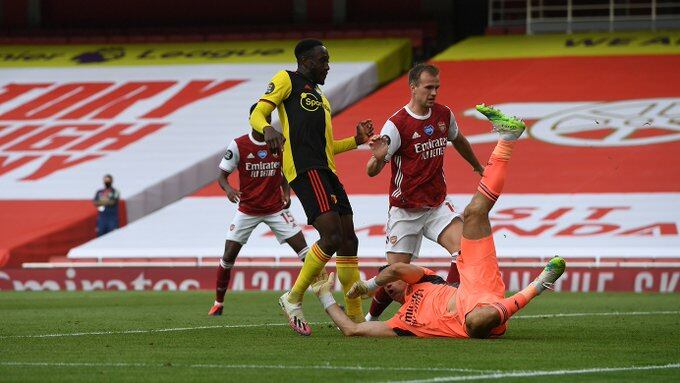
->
<box><xmin>0</xmin><ymin>291</ymin><xmax>679</xmax><ymax>382</ymax></box>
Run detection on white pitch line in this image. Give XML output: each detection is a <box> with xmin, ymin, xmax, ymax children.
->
<box><xmin>384</xmin><ymin>363</ymin><xmax>680</xmax><ymax>383</ymax></box>
<box><xmin>1</xmin><ymin>310</ymin><xmax>678</xmax><ymax>340</ymax></box>
<box><xmin>0</xmin><ymin>361</ymin><xmax>495</xmax><ymax>374</ymax></box>
<box><xmin>513</xmin><ymin>310</ymin><xmax>680</xmax><ymax>320</ymax></box>
<box><xmin>0</xmin><ymin>322</ymin><xmax>293</xmax><ymax>339</ymax></box>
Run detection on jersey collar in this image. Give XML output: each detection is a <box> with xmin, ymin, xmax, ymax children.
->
<box><xmin>404</xmin><ymin>105</ymin><xmax>431</xmax><ymax>120</ymax></box>
<box><xmin>248</xmin><ymin>132</ymin><xmax>267</xmax><ymax>146</ymax></box>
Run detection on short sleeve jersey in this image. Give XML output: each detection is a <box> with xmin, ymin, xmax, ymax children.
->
<box><xmin>258</xmin><ymin>70</ymin><xmax>337</xmax><ymax>182</ymax></box>
<box><xmin>380</xmin><ymin>104</ymin><xmax>459</xmax><ymax>208</ymax></box>
<box><xmin>386</xmin><ymin>267</ymin><xmax>467</xmax><ymax>338</ymax></box>
<box><xmin>219</xmin><ymin>133</ymin><xmax>283</xmax><ymax>215</ymax></box>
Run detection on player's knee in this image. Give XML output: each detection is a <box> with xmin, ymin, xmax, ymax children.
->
<box><xmin>320</xmin><ymin>232</ymin><xmax>343</xmax><ymax>252</ymax></box>
<box><xmin>463</xmin><ymin>201</ymin><xmax>487</xmax><ymax>222</ymax></box>
<box><xmin>342</xmin><ymin>232</ymin><xmax>359</xmax><ymax>252</ymax></box>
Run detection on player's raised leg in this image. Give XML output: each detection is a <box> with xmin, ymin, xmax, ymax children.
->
<box><xmin>462</xmin><ymin>105</ymin><xmax>565</xmax><ymax>337</ymax></box>
<box><xmin>209</xmin><ymin>240</ymin><xmax>242</xmax><ymax>316</ymax></box>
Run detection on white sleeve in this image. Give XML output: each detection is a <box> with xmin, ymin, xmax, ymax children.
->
<box><xmin>448</xmin><ymin>110</ymin><xmax>459</xmax><ymax>141</ymax></box>
<box><xmin>219</xmin><ymin>140</ymin><xmax>239</xmax><ymax>173</ymax></box>
<box><xmin>380</xmin><ymin>120</ymin><xmax>401</xmax><ymax>162</ymax></box>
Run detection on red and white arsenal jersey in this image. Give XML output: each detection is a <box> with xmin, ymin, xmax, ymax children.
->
<box><xmin>381</xmin><ymin>103</ymin><xmax>459</xmax><ymax>208</ymax></box>
<box><xmin>219</xmin><ymin>133</ymin><xmax>283</xmax><ymax>215</ymax></box>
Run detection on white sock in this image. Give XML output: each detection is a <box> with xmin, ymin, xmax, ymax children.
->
<box><xmin>365</xmin><ymin>313</ymin><xmax>380</xmax><ymax>321</ymax></box>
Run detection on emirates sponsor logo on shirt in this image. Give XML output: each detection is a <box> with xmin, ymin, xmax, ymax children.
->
<box><xmin>412</xmin><ymin>131</ymin><xmax>421</xmax><ymax>139</ymax></box>
<box><xmin>414</xmin><ymin>137</ymin><xmax>447</xmax><ymax>160</ymax></box>
<box><xmin>245</xmin><ymin>161</ymin><xmax>280</xmax><ymax>178</ymax></box>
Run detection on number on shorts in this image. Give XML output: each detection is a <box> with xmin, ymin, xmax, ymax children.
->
<box><xmin>281</xmin><ymin>211</ymin><xmax>295</xmax><ymax>224</ymax></box>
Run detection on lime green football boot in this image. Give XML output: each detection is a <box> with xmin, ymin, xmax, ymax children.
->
<box><xmin>533</xmin><ymin>256</ymin><xmax>567</xmax><ymax>293</ymax></box>
<box><xmin>475</xmin><ymin>104</ymin><xmax>526</xmax><ymax>140</ymax></box>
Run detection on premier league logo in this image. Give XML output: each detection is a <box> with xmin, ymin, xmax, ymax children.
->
<box><xmin>424</xmin><ymin>125</ymin><xmax>434</xmax><ymax>136</ymax></box>
<box><xmin>257</xmin><ymin>150</ymin><xmax>267</xmax><ymax>159</ymax></box>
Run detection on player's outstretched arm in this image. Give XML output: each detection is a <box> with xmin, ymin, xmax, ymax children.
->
<box><xmin>312</xmin><ymin>273</ymin><xmax>397</xmax><ymax>337</ymax></box>
<box><xmin>451</xmin><ymin>133</ymin><xmax>484</xmax><ymax>176</ymax></box>
<box><xmin>347</xmin><ymin>262</ymin><xmax>425</xmax><ymax>299</ymax></box>
<box><xmin>332</xmin><ymin>119</ymin><xmax>373</xmax><ymax>155</ymax></box>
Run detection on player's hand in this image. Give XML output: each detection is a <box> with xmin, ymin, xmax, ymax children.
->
<box><xmin>368</xmin><ymin>135</ymin><xmax>389</xmax><ymax>162</ymax></box>
<box><xmin>264</xmin><ymin>126</ymin><xmax>285</xmax><ymax>155</ymax></box>
<box><xmin>354</xmin><ymin>119</ymin><xmax>374</xmax><ymax>145</ymax></box>
<box><xmin>311</xmin><ymin>272</ymin><xmax>335</xmax><ymax>298</ymax></box>
<box><xmin>281</xmin><ymin>188</ymin><xmax>291</xmax><ymax>209</ymax></box>
<box><xmin>225</xmin><ymin>185</ymin><xmax>242</xmax><ymax>203</ymax></box>
<box><xmin>347</xmin><ymin>280</ymin><xmax>372</xmax><ymax>299</ymax></box>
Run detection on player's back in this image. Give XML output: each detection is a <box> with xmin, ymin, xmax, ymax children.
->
<box><xmin>387</xmin><ymin>103</ymin><xmax>452</xmax><ymax>208</ymax></box>
<box><xmin>386</xmin><ymin>269</ymin><xmax>467</xmax><ymax>338</ymax></box>
<box><xmin>233</xmin><ymin>134</ymin><xmax>283</xmax><ymax>215</ymax></box>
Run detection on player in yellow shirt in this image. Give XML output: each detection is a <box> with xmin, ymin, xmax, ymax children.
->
<box><xmin>250</xmin><ymin>39</ymin><xmax>373</xmax><ymax>335</ymax></box>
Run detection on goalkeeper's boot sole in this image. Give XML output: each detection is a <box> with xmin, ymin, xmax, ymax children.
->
<box><xmin>279</xmin><ymin>291</ymin><xmax>311</xmax><ymax>336</ymax></box>
<box><xmin>208</xmin><ymin>304</ymin><xmax>223</xmax><ymax>316</ymax></box>
<box><xmin>475</xmin><ymin>104</ymin><xmax>526</xmax><ymax>140</ymax></box>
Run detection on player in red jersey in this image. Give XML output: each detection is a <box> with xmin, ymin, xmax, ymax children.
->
<box><xmin>208</xmin><ymin>104</ymin><xmax>309</xmax><ymax>316</ymax></box>
<box><xmin>364</xmin><ymin>63</ymin><xmax>484</xmax><ymax>321</ymax></box>
<box><xmin>311</xmin><ymin>105</ymin><xmax>566</xmax><ymax>338</ymax></box>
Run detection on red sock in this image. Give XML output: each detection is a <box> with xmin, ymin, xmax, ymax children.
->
<box><xmin>215</xmin><ymin>262</ymin><xmax>233</xmax><ymax>303</ymax></box>
<box><xmin>446</xmin><ymin>252</ymin><xmax>460</xmax><ymax>284</ymax></box>
<box><xmin>490</xmin><ymin>284</ymin><xmax>538</xmax><ymax>323</ymax></box>
<box><xmin>477</xmin><ymin>140</ymin><xmax>514</xmax><ymax>203</ymax></box>
<box><xmin>369</xmin><ymin>287</ymin><xmax>393</xmax><ymax>317</ymax></box>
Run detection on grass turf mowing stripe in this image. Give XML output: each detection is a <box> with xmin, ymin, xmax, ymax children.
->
<box><xmin>384</xmin><ymin>363</ymin><xmax>680</xmax><ymax>383</ymax></box>
<box><xmin>1</xmin><ymin>310</ymin><xmax>678</xmax><ymax>340</ymax></box>
<box><xmin>0</xmin><ymin>362</ymin><xmax>496</xmax><ymax>373</ymax></box>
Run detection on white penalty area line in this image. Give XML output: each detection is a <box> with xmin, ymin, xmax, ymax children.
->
<box><xmin>383</xmin><ymin>363</ymin><xmax>680</xmax><ymax>383</ymax></box>
<box><xmin>2</xmin><ymin>310</ymin><xmax>678</xmax><ymax>340</ymax></box>
<box><xmin>0</xmin><ymin>361</ymin><xmax>493</xmax><ymax>374</ymax></box>
<box><xmin>512</xmin><ymin>310</ymin><xmax>680</xmax><ymax>320</ymax></box>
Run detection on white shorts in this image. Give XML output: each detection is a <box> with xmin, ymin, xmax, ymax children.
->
<box><xmin>385</xmin><ymin>198</ymin><xmax>462</xmax><ymax>258</ymax></box>
<box><xmin>226</xmin><ymin>209</ymin><xmax>301</xmax><ymax>245</ymax></box>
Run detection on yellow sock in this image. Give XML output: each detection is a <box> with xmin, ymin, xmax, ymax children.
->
<box><xmin>336</xmin><ymin>255</ymin><xmax>364</xmax><ymax>322</ymax></box>
<box><xmin>288</xmin><ymin>243</ymin><xmax>330</xmax><ymax>303</ymax></box>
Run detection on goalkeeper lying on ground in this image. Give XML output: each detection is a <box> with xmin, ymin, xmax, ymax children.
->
<box><xmin>310</xmin><ymin>105</ymin><xmax>566</xmax><ymax>338</ymax></box>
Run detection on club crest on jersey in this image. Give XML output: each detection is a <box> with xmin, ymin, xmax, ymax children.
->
<box><xmin>247</xmin><ymin>153</ymin><xmax>255</xmax><ymax>159</ymax></box>
<box><xmin>389</xmin><ymin>236</ymin><xmax>398</xmax><ymax>245</ymax></box>
<box><xmin>424</xmin><ymin>125</ymin><xmax>434</xmax><ymax>136</ymax></box>
<box><xmin>411</xmin><ymin>131</ymin><xmax>421</xmax><ymax>139</ymax></box>
<box><xmin>257</xmin><ymin>150</ymin><xmax>267</xmax><ymax>159</ymax></box>
<box><xmin>438</xmin><ymin>121</ymin><xmax>446</xmax><ymax>132</ymax></box>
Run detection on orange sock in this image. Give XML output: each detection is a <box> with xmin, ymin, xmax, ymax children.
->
<box><xmin>477</xmin><ymin>140</ymin><xmax>515</xmax><ymax>203</ymax></box>
<box><xmin>490</xmin><ymin>283</ymin><xmax>539</xmax><ymax>323</ymax></box>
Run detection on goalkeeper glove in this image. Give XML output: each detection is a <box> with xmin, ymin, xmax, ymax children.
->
<box><xmin>346</xmin><ymin>278</ymin><xmax>378</xmax><ymax>299</ymax></box>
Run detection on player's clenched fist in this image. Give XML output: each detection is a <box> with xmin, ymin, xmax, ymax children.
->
<box><xmin>354</xmin><ymin>119</ymin><xmax>374</xmax><ymax>145</ymax></box>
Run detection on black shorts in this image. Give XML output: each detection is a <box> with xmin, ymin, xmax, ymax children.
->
<box><xmin>290</xmin><ymin>168</ymin><xmax>353</xmax><ymax>225</ymax></box>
